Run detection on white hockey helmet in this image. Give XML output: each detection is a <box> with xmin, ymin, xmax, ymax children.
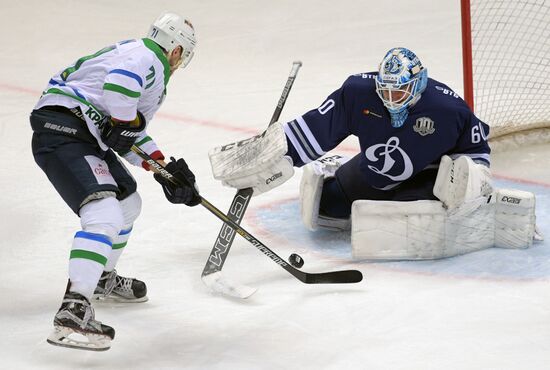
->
<box><xmin>147</xmin><ymin>12</ymin><xmax>197</xmax><ymax>69</ymax></box>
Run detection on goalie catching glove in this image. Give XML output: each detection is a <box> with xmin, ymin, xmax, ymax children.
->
<box><xmin>154</xmin><ymin>157</ymin><xmax>201</xmax><ymax>206</ymax></box>
<box><xmin>208</xmin><ymin>122</ymin><xmax>294</xmax><ymax>195</ymax></box>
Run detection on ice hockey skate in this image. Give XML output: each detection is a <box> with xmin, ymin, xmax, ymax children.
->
<box><xmin>47</xmin><ymin>292</ymin><xmax>115</xmax><ymax>351</ymax></box>
<box><xmin>93</xmin><ymin>270</ymin><xmax>148</xmax><ymax>303</ymax></box>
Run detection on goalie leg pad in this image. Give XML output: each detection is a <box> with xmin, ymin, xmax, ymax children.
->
<box><xmin>299</xmin><ymin>155</ymin><xmax>351</xmax><ymax>231</ymax></box>
<box><xmin>351</xmin><ymin>199</ymin><xmax>496</xmax><ymax>260</ymax></box>
<box><xmin>352</xmin><ymin>200</ymin><xmax>452</xmax><ymax>260</ymax></box>
<box><xmin>299</xmin><ymin>162</ymin><xmax>324</xmax><ymax>231</ymax></box>
<box><xmin>494</xmin><ymin>188</ymin><xmax>536</xmax><ymax>249</ymax></box>
<box><xmin>352</xmin><ymin>188</ymin><xmax>537</xmax><ymax>260</ymax></box>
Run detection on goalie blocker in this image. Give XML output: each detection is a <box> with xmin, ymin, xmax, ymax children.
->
<box><xmin>299</xmin><ymin>155</ymin><xmax>539</xmax><ymax>260</ymax></box>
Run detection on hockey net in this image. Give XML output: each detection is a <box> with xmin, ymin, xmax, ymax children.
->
<box><xmin>461</xmin><ymin>0</ymin><xmax>550</xmax><ymax>151</ymax></box>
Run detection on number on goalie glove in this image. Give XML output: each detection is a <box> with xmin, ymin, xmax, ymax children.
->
<box><xmin>208</xmin><ymin>122</ymin><xmax>294</xmax><ymax>195</ymax></box>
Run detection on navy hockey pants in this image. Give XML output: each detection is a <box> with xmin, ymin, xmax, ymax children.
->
<box><xmin>30</xmin><ymin>107</ymin><xmax>137</xmax><ymax>215</ymax></box>
<box><xmin>320</xmin><ymin>153</ymin><xmax>438</xmax><ymax>218</ymax></box>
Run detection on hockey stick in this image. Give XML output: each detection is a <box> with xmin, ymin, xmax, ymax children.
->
<box><xmin>131</xmin><ymin>145</ymin><xmax>363</xmax><ymax>287</ymax></box>
<box><xmin>202</xmin><ymin>61</ymin><xmax>302</xmax><ymax>298</ymax></box>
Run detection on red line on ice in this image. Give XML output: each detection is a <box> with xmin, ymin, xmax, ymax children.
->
<box><xmin>5</xmin><ymin>82</ymin><xmax>550</xmax><ymax>187</ymax></box>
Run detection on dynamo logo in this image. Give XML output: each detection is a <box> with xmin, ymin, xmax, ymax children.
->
<box><xmin>385</xmin><ymin>55</ymin><xmax>403</xmax><ymax>74</ymax></box>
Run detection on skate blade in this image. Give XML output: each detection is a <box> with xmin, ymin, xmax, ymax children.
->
<box><xmin>93</xmin><ymin>294</ymin><xmax>148</xmax><ymax>303</ymax></box>
<box><xmin>47</xmin><ymin>326</ymin><xmax>111</xmax><ymax>351</ymax></box>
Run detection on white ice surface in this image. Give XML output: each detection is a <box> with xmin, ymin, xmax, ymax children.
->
<box><xmin>1</xmin><ymin>1</ymin><xmax>549</xmax><ymax>369</ymax></box>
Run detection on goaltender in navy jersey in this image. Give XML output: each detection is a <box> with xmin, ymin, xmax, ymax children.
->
<box><xmin>284</xmin><ymin>72</ymin><xmax>490</xmax><ymax>191</ymax></box>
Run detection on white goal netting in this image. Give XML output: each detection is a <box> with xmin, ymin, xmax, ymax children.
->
<box><xmin>468</xmin><ymin>0</ymin><xmax>550</xmax><ymax>149</ymax></box>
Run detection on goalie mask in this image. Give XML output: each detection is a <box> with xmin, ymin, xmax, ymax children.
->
<box><xmin>375</xmin><ymin>47</ymin><xmax>428</xmax><ymax>128</ymax></box>
<box><xmin>147</xmin><ymin>12</ymin><xmax>197</xmax><ymax>69</ymax></box>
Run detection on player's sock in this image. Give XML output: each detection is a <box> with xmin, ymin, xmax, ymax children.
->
<box><xmin>104</xmin><ymin>226</ymin><xmax>132</xmax><ymax>271</ymax></box>
<box><xmin>68</xmin><ymin>231</ymin><xmax>113</xmax><ymax>299</ymax></box>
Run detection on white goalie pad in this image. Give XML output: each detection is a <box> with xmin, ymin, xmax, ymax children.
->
<box><xmin>433</xmin><ymin>155</ymin><xmax>493</xmax><ymax>210</ymax></box>
<box><xmin>299</xmin><ymin>155</ymin><xmax>351</xmax><ymax>231</ymax></box>
<box><xmin>351</xmin><ymin>188</ymin><xmax>537</xmax><ymax>260</ymax></box>
<box><xmin>493</xmin><ymin>188</ymin><xmax>538</xmax><ymax>248</ymax></box>
<box><xmin>208</xmin><ymin>122</ymin><xmax>294</xmax><ymax>195</ymax></box>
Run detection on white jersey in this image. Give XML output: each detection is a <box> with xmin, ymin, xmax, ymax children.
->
<box><xmin>35</xmin><ymin>38</ymin><xmax>171</xmax><ymax>166</ymax></box>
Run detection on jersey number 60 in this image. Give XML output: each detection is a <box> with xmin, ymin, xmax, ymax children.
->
<box><xmin>471</xmin><ymin>122</ymin><xmax>488</xmax><ymax>144</ymax></box>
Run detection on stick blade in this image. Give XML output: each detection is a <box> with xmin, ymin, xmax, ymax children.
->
<box><xmin>300</xmin><ymin>269</ymin><xmax>363</xmax><ymax>284</ymax></box>
<box><xmin>201</xmin><ymin>271</ymin><xmax>258</xmax><ymax>299</ymax></box>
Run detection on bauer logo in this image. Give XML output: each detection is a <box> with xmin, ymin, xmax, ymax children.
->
<box><xmin>44</xmin><ymin>122</ymin><xmax>77</xmax><ymax>135</ymax></box>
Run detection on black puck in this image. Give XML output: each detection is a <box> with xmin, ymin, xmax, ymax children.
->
<box><xmin>288</xmin><ymin>253</ymin><xmax>304</xmax><ymax>268</ymax></box>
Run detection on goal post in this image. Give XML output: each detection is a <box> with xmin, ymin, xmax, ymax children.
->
<box><xmin>461</xmin><ymin>0</ymin><xmax>550</xmax><ymax>150</ymax></box>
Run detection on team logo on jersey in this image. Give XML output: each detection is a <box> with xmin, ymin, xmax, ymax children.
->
<box><xmin>413</xmin><ymin>117</ymin><xmax>435</xmax><ymax>136</ymax></box>
<box><xmin>363</xmin><ymin>109</ymin><xmax>383</xmax><ymax>118</ymax></box>
<box><xmin>364</xmin><ymin>136</ymin><xmax>413</xmax><ymax>181</ymax></box>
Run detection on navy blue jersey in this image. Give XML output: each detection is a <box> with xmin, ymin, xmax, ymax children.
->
<box><xmin>284</xmin><ymin>72</ymin><xmax>490</xmax><ymax>190</ymax></box>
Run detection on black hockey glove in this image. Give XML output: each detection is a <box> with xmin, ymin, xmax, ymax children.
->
<box><xmin>154</xmin><ymin>157</ymin><xmax>201</xmax><ymax>206</ymax></box>
<box><xmin>99</xmin><ymin>111</ymin><xmax>146</xmax><ymax>152</ymax></box>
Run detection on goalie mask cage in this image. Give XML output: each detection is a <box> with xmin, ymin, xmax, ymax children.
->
<box><xmin>461</xmin><ymin>0</ymin><xmax>550</xmax><ymax>150</ymax></box>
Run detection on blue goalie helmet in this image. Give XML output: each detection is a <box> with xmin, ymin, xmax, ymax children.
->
<box><xmin>375</xmin><ymin>47</ymin><xmax>428</xmax><ymax>127</ymax></box>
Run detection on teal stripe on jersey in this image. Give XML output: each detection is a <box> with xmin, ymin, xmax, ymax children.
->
<box><xmin>142</xmin><ymin>38</ymin><xmax>170</xmax><ymax>87</ymax></box>
<box><xmin>103</xmin><ymin>83</ymin><xmax>141</xmax><ymax>98</ymax></box>
<box><xmin>70</xmin><ymin>249</ymin><xmax>108</xmax><ymax>265</ymax></box>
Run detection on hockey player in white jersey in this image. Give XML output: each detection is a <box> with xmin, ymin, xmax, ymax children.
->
<box><xmin>30</xmin><ymin>12</ymin><xmax>199</xmax><ymax>351</ymax></box>
<box><xmin>209</xmin><ymin>48</ymin><xmax>539</xmax><ymax>261</ymax></box>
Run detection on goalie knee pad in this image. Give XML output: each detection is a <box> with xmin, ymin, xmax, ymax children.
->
<box><xmin>433</xmin><ymin>155</ymin><xmax>493</xmax><ymax>210</ymax></box>
<box><xmin>351</xmin><ymin>188</ymin><xmax>537</xmax><ymax>260</ymax></box>
<box><xmin>300</xmin><ymin>155</ymin><xmax>351</xmax><ymax>231</ymax></box>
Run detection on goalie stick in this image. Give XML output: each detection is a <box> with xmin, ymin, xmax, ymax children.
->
<box><xmin>202</xmin><ymin>61</ymin><xmax>302</xmax><ymax>298</ymax></box>
<box><xmin>130</xmin><ymin>145</ymin><xmax>363</xmax><ymax>289</ymax></box>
